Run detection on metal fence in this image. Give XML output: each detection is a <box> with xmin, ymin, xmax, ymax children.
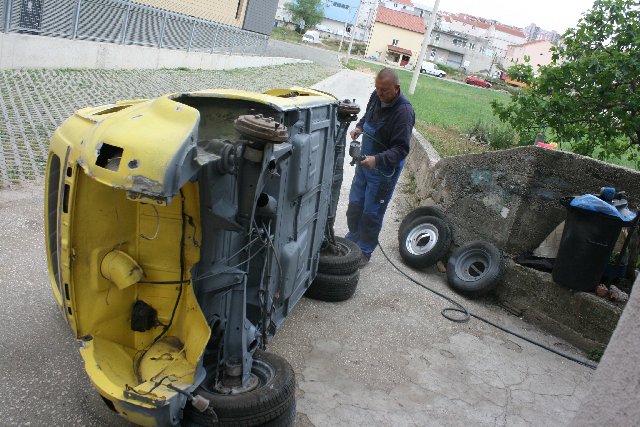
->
<box><xmin>0</xmin><ymin>0</ymin><xmax>269</xmax><ymax>55</ymax></box>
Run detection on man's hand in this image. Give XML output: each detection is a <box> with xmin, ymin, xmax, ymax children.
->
<box><xmin>350</xmin><ymin>127</ymin><xmax>363</xmax><ymax>140</ymax></box>
<box><xmin>360</xmin><ymin>155</ymin><xmax>376</xmax><ymax>170</ymax></box>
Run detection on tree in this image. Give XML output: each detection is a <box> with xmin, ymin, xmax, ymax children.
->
<box><xmin>492</xmin><ymin>0</ymin><xmax>640</xmax><ymax>159</ymax></box>
<box><xmin>506</xmin><ymin>62</ymin><xmax>534</xmax><ymax>84</ymax></box>
<box><xmin>285</xmin><ymin>0</ymin><xmax>324</xmax><ymax>31</ymax></box>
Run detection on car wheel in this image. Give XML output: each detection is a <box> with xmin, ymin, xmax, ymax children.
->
<box><xmin>306</xmin><ymin>269</ymin><xmax>359</xmax><ymax>302</ymax></box>
<box><xmin>184</xmin><ymin>351</ymin><xmax>296</xmax><ymax>426</ymax></box>
<box><xmin>399</xmin><ymin>216</ymin><xmax>451</xmax><ymax>268</ymax></box>
<box><xmin>398</xmin><ymin>206</ymin><xmax>446</xmax><ymax>237</ymax></box>
<box><xmin>318</xmin><ymin>237</ymin><xmax>361</xmax><ymax>275</ymax></box>
<box><xmin>446</xmin><ymin>241</ymin><xmax>505</xmax><ymax>298</ymax></box>
<box><xmin>420</xmin><ymin>69</ymin><xmax>425</xmax><ymax>74</ymax></box>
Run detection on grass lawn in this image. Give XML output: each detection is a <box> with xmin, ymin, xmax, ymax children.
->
<box><xmin>347</xmin><ymin>59</ymin><xmax>512</xmax><ymax>156</ymax></box>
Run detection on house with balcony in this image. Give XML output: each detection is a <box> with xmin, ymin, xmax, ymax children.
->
<box><xmin>427</xmin><ymin>28</ymin><xmax>493</xmax><ymax>72</ymax></box>
<box><xmin>364</xmin><ymin>5</ymin><xmax>425</xmax><ymax>66</ymax></box>
<box><xmin>440</xmin><ymin>13</ymin><xmax>527</xmax><ymax>61</ymax></box>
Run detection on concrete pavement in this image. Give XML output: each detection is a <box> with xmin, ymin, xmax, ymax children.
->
<box><xmin>0</xmin><ymin>70</ymin><xmax>594</xmax><ymax>426</ymax></box>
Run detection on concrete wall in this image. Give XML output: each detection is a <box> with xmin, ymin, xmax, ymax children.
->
<box><xmin>406</xmin><ymin>132</ymin><xmax>640</xmax><ymax>424</ymax></box>
<box><xmin>569</xmin><ymin>275</ymin><xmax>640</xmax><ymax>426</ymax></box>
<box><xmin>0</xmin><ymin>33</ymin><xmax>305</xmax><ymax>70</ymax></box>
<box><xmin>404</xmin><ymin>144</ymin><xmax>640</xmax><ymax>255</ymax></box>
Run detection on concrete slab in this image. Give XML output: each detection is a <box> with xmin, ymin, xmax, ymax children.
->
<box><xmin>0</xmin><ymin>70</ymin><xmax>594</xmax><ymax>426</ymax></box>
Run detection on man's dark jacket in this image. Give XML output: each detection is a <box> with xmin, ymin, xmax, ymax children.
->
<box><xmin>355</xmin><ymin>90</ymin><xmax>415</xmax><ymax>169</ymax></box>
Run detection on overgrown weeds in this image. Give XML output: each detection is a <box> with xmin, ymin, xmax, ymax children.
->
<box><xmin>466</xmin><ymin>120</ymin><xmax>518</xmax><ymax>149</ymax></box>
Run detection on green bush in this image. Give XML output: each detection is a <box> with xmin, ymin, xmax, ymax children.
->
<box><xmin>466</xmin><ymin>120</ymin><xmax>518</xmax><ymax>149</ymax></box>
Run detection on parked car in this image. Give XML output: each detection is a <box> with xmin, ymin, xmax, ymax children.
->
<box><xmin>302</xmin><ymin>30</ymin><xmax>321</xmax><ymax>44</ymax></box>
<box><xmin>465</xmin><ymin>75</ymin><xmax>492</xmax><ymax>88</ymax></box>
<box><xmin>420</xmin><ymin>61</ymin><xmax>446</xmax><ymax>78</ymax></box>
<box><xmin>44</xmin><ymin>88</ymin><xmax>362</xmax><ymax>426</ymax></box>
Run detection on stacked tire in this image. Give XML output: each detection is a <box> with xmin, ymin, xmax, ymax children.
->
<box><xmin>398</xmin><ymin>206</ymin><xmax>452</xmax><ymax>268</ymax></box>
<box><xmin>305</xmin><ymin>237</ymin><xmax>361</xmax><ymax>302</ymax></box>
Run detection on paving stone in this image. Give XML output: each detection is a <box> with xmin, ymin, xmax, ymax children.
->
<box><xmin>0</xmin><ymin>64</ymin><xmax>334</xmax><ymax>187</ymax></box>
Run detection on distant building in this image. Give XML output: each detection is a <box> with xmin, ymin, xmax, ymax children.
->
<box><xmin>365</xmin><ymin>5</ymin><xmax>500</xmax><ymax>73</ymax></box>
<box><xmin>275</xmin><ymin>0</ymin><xmax>378</xmax><ymax>42</ymax></box>
<box><xmin>365</xmin><ymin>6</ymin><xmax>425</xmax><ymax>66</ymax></box>
<box><xmin>440</xmin><ymin>13</ymin><xmax>527</xmax><ymax>61</ymax></box>
<box><xmin>428</xmin><ymin>27</ymin><xmax>493</xmax><ymax>72</ymax></box>
<box><xmin>524</xmin><ymin>23</ymin><xmax>560</xmax><ymax>43</ymax></box>
<box><xmin>319</xmin><ymin>0</ymin><xmax>364</xmax><ymax>40</ymax></box>
<box><xmin>381</xmin><ymin>0</ymin><xmax>416</xmax><ymax>13</ymax></box>
<box><xmin>504</xmin><ymin>40</ymin><xmax>555</xmax><ymax>73</ymax></box>
<box><xmin>138</xmin><ymin>0</ymin><xmax>278</xmax><ymax>34</ymax></box>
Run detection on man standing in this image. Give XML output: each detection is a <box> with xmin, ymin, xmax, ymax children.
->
<box><xmin>346</xmin><ymin>68</ymin><xmax>415</xmax><ymax>266</ymax></box>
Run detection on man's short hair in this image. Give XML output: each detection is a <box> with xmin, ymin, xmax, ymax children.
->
<box><xmin>377</xmin><ymin>68</ymin><xmax>400</xmax><ymax>86</ymax></box>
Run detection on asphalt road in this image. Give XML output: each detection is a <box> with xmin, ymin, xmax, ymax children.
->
<box><xmin>267</xmin><ymin>39</ymin><xmax>342</xmax><ymax>70</ymax></box>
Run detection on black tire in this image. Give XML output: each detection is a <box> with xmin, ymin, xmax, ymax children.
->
<box><xmin>446</xmin><ymin>240</ymin><xmax>505</xmax><ymax>298</ymax></box>
<box><xmin>318</xmin><ymin>237</ymin><xmax>362</xmax><ymax>275</ymax></box>
<box><xmin>398</xmin><ymin>216</ymin><xmax>451</xmax><ymax>268</ymax></box>
<box><xmin>262</xmin><ymin>399</ymin><xmax>295</xmax><ymax>427</ymax></box>
<box><xmin>184</xmin><ymin>351</ymin><xmax>295</xmax><ymax>427</ymax></box>
<box><xmin>305</xmin><ymin>269</ymin><xmax>359</xmax><ymax>302</ymax></box>
<box><xmin>398</xmin><ymin>206</ymin><xmax>446</xmax><ymax>237</ymax></box>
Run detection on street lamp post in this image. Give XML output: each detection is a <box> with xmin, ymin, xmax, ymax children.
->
<box><xmin>344</xmin><ymin>1</ymin><xmax>362</xmax><ymax>65</ymax></box>
<box><xmin>408</xmin><ymin>0</ymin><xmax>441</xmax><ymax>95</ymax></box>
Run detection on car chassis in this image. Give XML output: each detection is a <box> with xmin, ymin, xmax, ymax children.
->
<box><xmin>44</xmin><ymin>87</ymin><xmax>360</xmax><ymax>426</ymax></box>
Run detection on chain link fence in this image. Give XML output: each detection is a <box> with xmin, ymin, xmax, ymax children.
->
<box><xmin>0</xmin><ymin>0</ymin><xmax>269</xmax><ymax>54</ymax></box>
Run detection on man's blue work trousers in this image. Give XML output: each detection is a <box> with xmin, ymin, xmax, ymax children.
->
<box><xmin>345</xmin><ymin>164</ymin><xmax>402</xmax><ymax>257</ymax></box>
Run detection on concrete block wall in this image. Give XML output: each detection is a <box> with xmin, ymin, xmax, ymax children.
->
<box><xmin>405</xmin><ymin>131</ymin><xmax>640</xmax><ymax>424</ymax></box>
<box><xmin>0</xmin><ymin>33</ymin><xmax>305</xmax><ymax>70</ymax></box>
<box><xmin>404</xmin><ymin>142</ymin><xmax>640</xmax><ymax>255</ymax></box>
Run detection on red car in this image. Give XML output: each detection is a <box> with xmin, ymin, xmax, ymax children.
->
<box><xmin>465</xmin><ymin>75</ymin><xmax>492</xmax><ymax>88</ymax></box>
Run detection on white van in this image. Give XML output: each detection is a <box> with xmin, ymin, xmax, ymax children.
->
<box><xmin>420</xmin><ymin>61</ymin><xmax>446</xmax><ymax>77</ymax></box>
<box><xmin>302</xmin><ymin>31</ymin><xmax>321</xmax><ymax>44</ymax></box>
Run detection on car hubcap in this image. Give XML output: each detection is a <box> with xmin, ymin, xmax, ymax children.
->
<box><xmin>405</xmin><ymin>223</ymin><xmax>438</xmax><ymax>255</ymax></box>
<box><xmin>454</xmin><ymin>249</ymin><xmax>492</xmax><ymax>282</ymax></box>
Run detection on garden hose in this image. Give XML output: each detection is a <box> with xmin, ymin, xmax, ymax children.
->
<box><xmin>377</xmin><ymin>244</ymin><xmax>598</xmax><ymax>370</ymax></box>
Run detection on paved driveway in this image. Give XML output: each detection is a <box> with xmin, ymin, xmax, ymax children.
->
<box><xmin>267</xmin><ymin>39</ymin><xmax>342</xmax><ymax>70</ymax></box>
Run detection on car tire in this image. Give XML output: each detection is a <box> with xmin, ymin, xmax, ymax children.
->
<box><xmin>305</xmin><ymin>269</ymin><xmax>359</xmax><ymax>302</ymax></box>
<box><xmin>446</xmin><ymin>241</ymin><xmax>505</xmax><ymax>298</ymax></box>
<box><xmin>399</xmin><ymin>216</ymin><xmax>451</xmax><ymax>268</ymax></box>
<box><xmin>183</xmin><ymin>351</ymin><xmax>296</xmax><ymax>427</ymax></box>
<box><xmin>317</xmin><ymin>237</ymin><xmax>362</xmax><ymax>275</ymax></box>
<box><xmin>398</xmin><ymin>206</ymin><xmax>446</xmax><ymax>237</ymax></box>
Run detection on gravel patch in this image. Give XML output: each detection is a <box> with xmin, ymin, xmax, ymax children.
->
<box><xmin>0</xmin><ymin>64</ymin><xmax>336</xmax><ymax>187</ymax></box>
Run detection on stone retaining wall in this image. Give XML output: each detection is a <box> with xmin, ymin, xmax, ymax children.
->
<box><xmin>403</xmin><ymin>132</ymin><xmax>640</xmax><ymax>350</ymax></box>
<box><xmin>405</xmin><ymin>140</ymin><xmax>640</xmax><ymax>255</ymax></box>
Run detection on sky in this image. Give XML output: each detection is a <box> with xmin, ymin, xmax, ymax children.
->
<box><xmin>412</xmin><ymin>0</ymin><xmax>595</xmax><ymax>33</ymax></box>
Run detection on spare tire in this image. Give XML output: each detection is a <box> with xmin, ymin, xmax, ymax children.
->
<box><xmin>399</xmin><ymin>216</ymin><xmax>451</xmax><ymax>268</ymax></box>
<box><xmin>305</xmin><ymin>269</ymin><xmax>359</xmax><ymax>302</ymax></box>
<box><xmin>446</xmin><ymin>241</ymin><xmax>505</xmax><ymax>298</ymax></box>
<box><xmin>398</xmin><ymin>206</ymin><xmax>446</xmax><ymax>237</ymax></box>
<box><xmin>318</xmin><ymin>237</ymin><xmax>362</xmax><ymax>275</ymax></box>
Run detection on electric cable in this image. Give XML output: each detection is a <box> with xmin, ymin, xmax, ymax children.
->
<box><xmin>377</xmin><ymin>244</ymin><xmax>598</xmax><ymax>370</ymax></box>
<box><xmin>133</xmin><ymin>190</ymin><xmax>188</xmax><ymax>381</ymax></box>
